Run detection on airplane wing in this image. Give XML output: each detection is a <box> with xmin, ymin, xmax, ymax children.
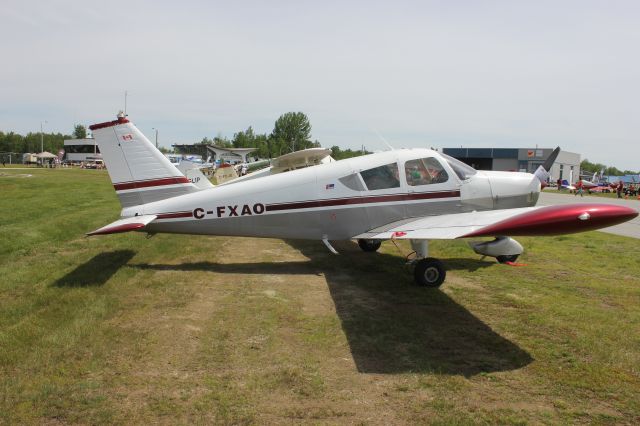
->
<box><xmin>87</xmin><ymin>215</ymin><xmax>157</xmax><ymax>236</ymax></box>
<box><xmin>219</xmin><ymin>148</ymin><xmax>334</xmax><ymax>186</ymax></box>
<box><xmin>354</xmin><ymin>204</ymin><xmax>638</xmax><ymax>240</ymax></box>
<box><xmin>271</xmin><ymin>148</ymin><xmax>332</xmax><ymax>173</ymax></box>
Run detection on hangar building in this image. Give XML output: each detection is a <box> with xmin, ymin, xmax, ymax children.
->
<box><xmin>442</xmin><ymin>147</ymin><xmax>581</xmax><ymax>183</ymax></box>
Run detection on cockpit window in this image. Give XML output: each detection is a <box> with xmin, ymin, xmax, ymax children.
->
<box><xmin>360</xmin><ymin>163</ymin><xmax>400</xmax><ymax>190</ymax></box>
<box><xmin>339</xmin><ymin>173</ymin><xmax>366</xmax><ymax>191</ymax></box>
<box><xmin>404</xmin><ymin>158</ymin><xmax>449</xmax><ymax>186</ymax></box>
<box><xmin>440</xmin><ymin>153</ymin><xmax>477</xmax><ymax>180</ymax></box>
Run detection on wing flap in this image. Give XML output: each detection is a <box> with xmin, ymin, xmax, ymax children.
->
<box><xmin>87</xmin><ymin>215</ymin><xmax>157</xmax><ymax>236</ymax></box>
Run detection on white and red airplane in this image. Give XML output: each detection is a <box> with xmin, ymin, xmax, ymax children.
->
<box><xmin>564</xmin><ymin>171</ymin><xmax>610</xmax><ymax>193</ymax></box>
<box><xmin>576</xmin><ymin>171</ymin><xmax>603</xmax><ymax>190</ymax></box>
<box><xmin>87</xmin><ymin>114</ymin><xmax>638</xmax><ymax>287</ymax></box>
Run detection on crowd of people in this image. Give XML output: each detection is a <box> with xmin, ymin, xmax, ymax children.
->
<box><xmin>234</xmin><ymin>162</ymin><xmax>248</xmax><ymax>176</ymax></box>
<box><xmin>555</xmin><ymin>177</ymin><xmax>639</xmax><ymax>199</ymax></box>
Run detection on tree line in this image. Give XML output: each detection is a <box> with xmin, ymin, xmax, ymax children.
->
<box><xmin>4</xmin><ymin>114</ymin><xmax>636</xmax><ymax>173</ymax></box>
<box><xmin>186</xmin><ymin>112</ymin><xmax>369</xmax><ymax>160</ymax></box>
<box><xmin>581</xmin><ymin>159</ymin><xmax>638</xmax><ymax>177</ymax></box>
<box><xmin>0</xmin><ymin>112</ymin><xmax>367</xmax><ymax>162</ymax></box>
<box><xmin>0</xmin><ymin>131</ymin><xmax>71</xmax><ymax>156</ymax></box>
<box><xmin>0</xmin><ymin>124</ymin><xmax>86</xmax><ymax>158</ymax></box>
<box><xmin>198</xmin><ymin>112</ymin><xmax>317</xmax><ymax>159</ymax></box>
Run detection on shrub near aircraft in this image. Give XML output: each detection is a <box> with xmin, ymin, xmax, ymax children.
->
<box><xmin>87</xmin><ymin>114</ymin><xmax>638</xmax><ymax>287</ymax></box>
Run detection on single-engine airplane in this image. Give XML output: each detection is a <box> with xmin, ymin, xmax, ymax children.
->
<box><xmin>576</xmin><ymin>171</ymin><xmax>603</xmax><ymax>191</ymax></box>
<box><xmin>87</xmin><ymin>113</ymin><xmax>638</xmax><ymax>287</ymax></box>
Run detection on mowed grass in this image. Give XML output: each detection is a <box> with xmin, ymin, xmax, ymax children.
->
<box><xmin>1</xmin><ymin>168</ymin><xmax>639</xmax><ymax>424</ymax></box>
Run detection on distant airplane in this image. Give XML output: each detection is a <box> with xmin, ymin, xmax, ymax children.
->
<box><xmin>175</xmin><ymin>160</ymin><xmax>214</xmax><ymax>190</ymax></box>
<box><xmin>86</xmin><ymin>113</ymin><xmax>638</xmax><ymax>287</ymax></box>
<box><xmin>563</xmin><ymin>171</ymin><xmax>612</xmax><ymax>193</ymax></box>
<box><xmin>576</xmin><ymin>171</ymin><xmax>602</xmax><ymax>190</ymax></box>
<box><xmin>219</xmin><ymin>147</ymin><xmax>335</xmax><ymax>186</ymax></box>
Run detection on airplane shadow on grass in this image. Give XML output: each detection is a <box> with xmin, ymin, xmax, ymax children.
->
<box><xmin>134</xmin><ymin>240</ymin><xmax>532</xmax><ymax>376</ymax></box>
<box><xmin>53</xmin><ymin>250</ymin><xmax>136</xmax><ymax>287</ymax></box>
<box><xmin>284</xmin><ymin>240</ymin><xmax>533</xmax><ymax>377</ymax></box>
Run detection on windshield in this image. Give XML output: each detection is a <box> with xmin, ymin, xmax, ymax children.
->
<box><xmin>440</xmin><ymin>153</ymin><xmax>477</xmax><ymax>180</ymax></box>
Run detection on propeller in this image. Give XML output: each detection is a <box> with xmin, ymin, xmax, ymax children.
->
<box><xmin>533</xmin><ymin>146</ymin><xmax>561</xmax><ymax>187</ymax></box>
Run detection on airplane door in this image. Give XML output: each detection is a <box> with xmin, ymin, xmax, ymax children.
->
<box><xmin>403</xmin><ymin>156</ymin><xmax>460</xmax><ymax>217</ymax></box>
<box><xmin>314</xmin><ymin>161</ymin><xmax>372</xmax><ymax>239</ymax></box>
<box><xmin>358</xmin><ymin>161</ymin><xmax>407</xmax><ymax>229</ymax></box>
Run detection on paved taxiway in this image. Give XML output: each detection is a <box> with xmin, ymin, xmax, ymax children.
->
<box><xmin>539</xmin><ymin>191</ymin><xmax>640</xmax><ymax>239</ymax></box>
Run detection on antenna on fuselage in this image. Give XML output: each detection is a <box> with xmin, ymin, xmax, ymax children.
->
<box><xmin>372</xmin><ymin>129</ymin><xmax>395</xmax><ymax>151</ymax></box>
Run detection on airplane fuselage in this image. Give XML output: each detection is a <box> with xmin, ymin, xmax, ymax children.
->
<box><xmin>124</xmin><ymin>149</ymin><xmax>540</xmax><ymax>240</ymax></box>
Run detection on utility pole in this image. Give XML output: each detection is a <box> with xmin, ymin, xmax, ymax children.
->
<box><xmin>40</xmin><ymin>120</ymin><xmax>47</xmax><ymax>153</ymax></box>
<box><xmin>124</xmin><ymin>90</ymin><xmax>128</xmax><ymax>116</ymax></box>
<box><xmin>152</xmin><ymin>128</ymin><xmax>158</xmax><ymax>148</ymax></box>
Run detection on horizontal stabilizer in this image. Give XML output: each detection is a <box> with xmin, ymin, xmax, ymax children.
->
<box><xmin>87</xmin><ymin>215</ymin><xmax>157</xmax><ymax>236</ymax></box>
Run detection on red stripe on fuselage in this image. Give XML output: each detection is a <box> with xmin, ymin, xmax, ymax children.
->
<box><xmin>114</xmin><ymin>176</ymin><xmax>191</xmax><ymax>191</ymax></box>
<box><xmin>265</xmin><ymin>190</ymin><xmax>460</xmax><ymax>212</ymax></box>
<box><xmin>156</xmin><ymin>211</ymin><xmax>194</xmax><ymax>219</ymax></box>
<box><xmin>150</xmin><ymin>191</ymin><xmax>459</xmax><ymax>223</ymax></box>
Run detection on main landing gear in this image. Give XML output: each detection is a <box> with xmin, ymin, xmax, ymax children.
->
<box><xmin>357</xmin><ymin>238</ymin><xmax>446</xmax><ymax>287</ymax></box>
<box><xmin>409</xmin><ymin>239</ymin><xmax>446</xmax><ymax>287</ymax></box>
<box><xmin>413</xmin><ymin>257</ymin><xmax>446</xmax><ymax>287</ymax></box>
<box><xmin>357</xmin><ymin>238</ymin><xmax>382</xmax><ymax>252</ymax></box>
<box><xmin>357</xmin><ymin>237</ymin><xmax>524</xmax><ymax>287</ymax></box>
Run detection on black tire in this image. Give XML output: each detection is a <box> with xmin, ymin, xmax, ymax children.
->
<box><xmin>496</xmin><ymin>254</ymin><xmax>519</xmax><ymax>264</ymax></box>
<box><xmin>358</xmin><ymin>239</ymin><xmax>382</xmax><ymax>252</ymax></box>
<box><xmin>414</xmin><ymin>258</ymin><xmax>446</xmax><ymax>287</ymax></box>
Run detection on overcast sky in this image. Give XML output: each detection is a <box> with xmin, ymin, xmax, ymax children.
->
<box><xmin>1</xmin><ymin>0</ymin><xmax>639</xmax><ymax>170</ymax></box>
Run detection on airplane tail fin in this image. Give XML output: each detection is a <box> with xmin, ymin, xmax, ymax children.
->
<box><xmin>176</xmin><ymin>160</ymin><xmax>215</xmax><ymax>190</ymax></box>
<box><xmin>89</xmin><ymin>114</ymin><xmax>199</xmax><ymax>208</ymax></box>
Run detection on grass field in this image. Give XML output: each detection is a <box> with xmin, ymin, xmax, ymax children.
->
<box><xmin>1</xmin><ymin>168</ymin><xmax>639</xmax><ymax>424</ymax></box>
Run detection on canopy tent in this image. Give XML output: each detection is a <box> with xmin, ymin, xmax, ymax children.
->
<box><xmin>35</xmin><ymin>151</ymin><xmax>59</xmax><ymax>167</ymax></box>
<box><xmin>35</xmin><ymin>151</ymin><xmax>57</xmax><ymax>159</ymax></box>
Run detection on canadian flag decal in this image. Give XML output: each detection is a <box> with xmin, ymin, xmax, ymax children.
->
<box><xmin>121</xmin><ymin>134</ymin><xmax>134</xmax><ymax>141</ymax></box>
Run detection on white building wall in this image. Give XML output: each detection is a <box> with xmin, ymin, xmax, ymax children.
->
<box><xmin>492</xmin><ymin>158</ymin><xmax>519</xmax><ymax>171</ymax></box>
<box><xmin>550</xmin><ymin>151</ymin><xmax>581</xmax><ymax>182</ymax></box>
<box><xmin>64</xmin><ymin>138</ymin><xmax>102</xmax><ymax>163</ymax></box>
